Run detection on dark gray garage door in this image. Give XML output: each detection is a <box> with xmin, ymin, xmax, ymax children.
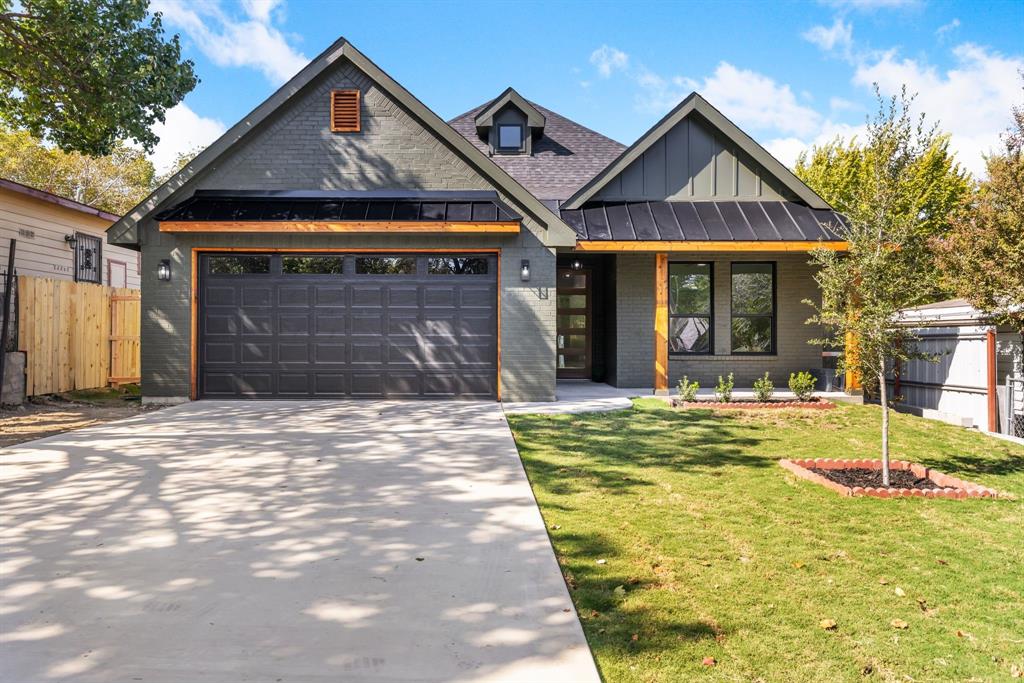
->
<box><xmin>198</xmin><ymin>253</ymin><xmax>498</xmax><ymax>399</ymax></box>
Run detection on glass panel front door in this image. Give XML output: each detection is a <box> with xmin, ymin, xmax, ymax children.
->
<box><xmin>557</xmin><ymin>267</ymin><xmax>591</xmax><ymax>378</ymax></box>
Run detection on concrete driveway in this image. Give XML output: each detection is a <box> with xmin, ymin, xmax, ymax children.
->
<box><xmin>0</xmin><ymin>401</ymin><xmax>598</xmax><ymax>683</ymax></box>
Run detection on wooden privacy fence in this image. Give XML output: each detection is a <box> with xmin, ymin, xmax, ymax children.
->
<box><xmin>17</xmin><ymin>276</ymin><xmax>140</xmax><ymax>396</ymax></box>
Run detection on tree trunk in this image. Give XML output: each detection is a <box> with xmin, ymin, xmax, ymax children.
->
<box><xmin>878</xmin><ymin>367</ymin><xmax>891</xmax><ymax>487</ymax></box>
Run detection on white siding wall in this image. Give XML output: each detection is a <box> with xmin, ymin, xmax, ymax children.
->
<box><xmin>0</xmin><ymin>187</ymin><xmax>140</xmax><ymax>289</ymax></box>
<box><xmin>896</xmin><ymin>325</ymin><xmax>1023</xmax><ymax>430</ymax></box>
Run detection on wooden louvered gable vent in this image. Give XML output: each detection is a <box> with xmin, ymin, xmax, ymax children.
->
<box><xmin>330</xmin><ymin>89</ymin><xmax>360</xmax><ymax>132</ymax></box>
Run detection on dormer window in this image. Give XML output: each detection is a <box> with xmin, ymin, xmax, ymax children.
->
<box><xmin>475</xmin><ymin>87</ymin><xmax>546</xmax><ymax>157</ymax></box>
<box><xmin>497</xmin><ymin>124</ymin><xmax>524</xmax><ymax>152</ymax></box>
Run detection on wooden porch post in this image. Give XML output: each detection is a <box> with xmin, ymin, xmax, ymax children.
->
<box><xmin>987</xmin><ymin>328</ymin><xmax>998</xmax><ymax>432</ymax></box>
<box><xmin>844</xmin><ymin>330</ymin><xmax>861</xmax><ymax>392</ymax></box>
<box><xmin>654</xmin><ymin>253</ymin><xmax>669</xmax><ymax>394</ymax></box>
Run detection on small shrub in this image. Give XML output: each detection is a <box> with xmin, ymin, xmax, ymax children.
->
<box><xmin>715</xmin><ymin>372</ymin><xmax>734</xmax><ymax>402</ymax></box>
<box><xmin>789</xmin><ymin>371</ymin><xmax>817</xmax><ymax>401</ymax></box>
<box><xmin>753</xmin><ymin>372</ymin><xmax>774</xmax><ymax>401</ymax></box>
<box><xmin>677</xmin><ymin>376</ymin><xmax>700</xmax><ymax>401</ymax></box>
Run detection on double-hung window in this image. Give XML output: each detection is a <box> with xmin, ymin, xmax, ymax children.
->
<box><xmin>731</xmin><ymin>262</ymin><xmax>775</xmax><ymax>354</ymax></box>
<box><xmin>668</xmin><ymin>262</ymin><xmax>712</xmax><ymax>354</ymax></box>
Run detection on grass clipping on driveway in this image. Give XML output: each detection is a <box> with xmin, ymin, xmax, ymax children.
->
<box><xmin>507</xmin><ymin>400</ymin><xmax>1024</xmax><ymax>682</ymax></box>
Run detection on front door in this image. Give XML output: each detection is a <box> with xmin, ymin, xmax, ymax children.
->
<box><xmin>556</xmin><ymin>267</ymin><xmax>591</xmax><ymax>379</ymax></box>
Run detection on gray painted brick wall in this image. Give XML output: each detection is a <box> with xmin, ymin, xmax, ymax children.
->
<box><xmin>612</xmin><ymin>252</ymin><xmax>824</xmax><ymax>388</ymax></box>
<box><xmin>138</xmin><ymin>57</ymin><xmax>557</xmax><ymax>402</ymax></box>
<box><xmin>614</xmin><ymin>254</ymin><xmax>655</xmax><ymax>387</ymax></box>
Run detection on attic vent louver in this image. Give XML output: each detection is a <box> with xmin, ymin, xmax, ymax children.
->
<box><xmin>330</xmin><ymin>89</ymin><xmax>360</xmax><ymax>132</ymax></box>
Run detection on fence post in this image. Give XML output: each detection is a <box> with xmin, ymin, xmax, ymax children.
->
<box><xmin>0</xmin><ymin>238</ymin><xmax>16</xmax><ymax>392</ymax></box>
<box><xmin>986</xmin><ymin>328</ymin><xmax>997</xmax><ymax>433</ymax></box>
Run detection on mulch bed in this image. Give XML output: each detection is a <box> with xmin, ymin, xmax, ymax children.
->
<box><xmin>809</xmin><ymin>467</ymin><xmax>941</xmax><ymax>490</ymax></box>
<box><xmin>779</xmin><ymin>458</ymin><xmax>1006</xmax><ymax>499</ymax></box>
<box><xmin>672</xmin><ymin>398</ymin><xmax>834</xmax><ymax>410</ymax></box>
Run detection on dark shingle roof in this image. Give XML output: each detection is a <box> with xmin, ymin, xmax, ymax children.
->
<box><xmin>561</xmin><ymin>201</ymin><xmax>847</xmax><ymax>242</ymax></box>
<box><xmin>449</xmin><ymin>101</ymin><xmax>626</xmax><ymax>201</ymax></box>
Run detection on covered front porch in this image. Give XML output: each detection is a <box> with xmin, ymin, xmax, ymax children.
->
<box><xmin>554</xmin><ymin>242</ymin><xmax>851</xmax><ymax>397</ymax></box>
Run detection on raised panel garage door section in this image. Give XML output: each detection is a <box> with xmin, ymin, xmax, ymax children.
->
<box><xmin>198</xmin><ymin>253</ymin><xmax>498</xmax><ymax>399</ymax></box>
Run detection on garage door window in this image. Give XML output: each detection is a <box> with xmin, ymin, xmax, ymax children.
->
<box><xmin>356</xmin><ymin>257</ymin><xmax>416</xmax><ymax>275</ymax></box>
<box><xmin>428</xmin><ymin>257</ymin><xmax>488</xmax><ymax>275</ymax></box>
<box><xmin>208</xmin><ymin>255</ymin><xmax>270</xmax><ymax>275</ymax></box>
<box><xmin>282</xmin><ymin>255</ymin><xmax>344</xmax><ymax>274</ymax></box>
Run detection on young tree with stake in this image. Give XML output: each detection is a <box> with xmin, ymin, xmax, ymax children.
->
<box><xmin>801</xmin><ymin>89</ymin><xmax>959</xmax><ymax>486</ymax></box>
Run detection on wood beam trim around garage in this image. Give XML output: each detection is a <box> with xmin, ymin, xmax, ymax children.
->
<box><xmin>159</xmin><ymin>221</ymin><xmax>521</xmax><ymax>234</ymax></box>
<box><xmin>574</xmin><ymin>240</ymin><xmax>849</xmax><ymax>252</ymax></box>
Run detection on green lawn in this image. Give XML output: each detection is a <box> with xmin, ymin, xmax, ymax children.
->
<box><xmin>507</xmin><ymin>400</ymin><xmax>1024</xmax><ymax>682</ymax></box>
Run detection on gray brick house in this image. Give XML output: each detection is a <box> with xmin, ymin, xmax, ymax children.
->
<box><xmin>107</xmin><ymin>37</ymin><xmax>847</xmax><ymax>403</ymax></box>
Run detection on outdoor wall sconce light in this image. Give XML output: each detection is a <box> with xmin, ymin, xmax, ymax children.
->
<box><xmin>571</xmin><ymin>259</ymin><xmax>583</xmax><ymax>271</ymax></box>
<box><xmin>64</xmin><ymin>234</ymin><xmax>77</xmax><ymax>248</ymax></box>
<box><xmin>157</xmin><ymin>259</ymin><xmax>171</xmax><ymax>281</ymax></box>
<box><xmin>520</xmin><ymin>259</ymin><xmax>531</xmax><ymax>282</ymax></box>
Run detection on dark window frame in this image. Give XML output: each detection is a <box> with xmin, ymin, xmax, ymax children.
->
<box><xmin>72</xmin><ymin>229</ymin><xmax>101</xmax><ymax>282</ymax></box>
<box><xmin>496</xmin><ymin>123</ymin><xmax>525</xmax><ymax>153</ymax></box>
<box><xmin>73</xmin><ymin>232</ymin><xmax>102</xmax><ymax>284</ymax></box>
<box><xmin>281</xmin><ymin>254</ymin><xmax>345</xmax><ymax>275</ymax></box>
<box><xmin>206</xmin><ymin>254</ymin><xmax>272</xmax><ymax>276</ymax></box>
<box><xmin>730</xmin><ymin>261</ymin><xmax>777</xmax><ymax>356</ymax></box>
<box><xmin>668</xmin><ymin>261</ymin><xmax>714</xmax><ymax>356</ymax></box>
<box><xmin>427</xmin><ymin>256</ymin><xmax>489</xmax><ymax>275</ymax></box>
<box><xmin>354</xmin><ymin>256</ymin><xmax>417</xmax><ymax>276</ymax></box>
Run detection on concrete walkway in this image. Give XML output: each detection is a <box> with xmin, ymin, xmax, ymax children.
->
<box><xmin>0</xmin><ymin>401</ymin><xmax>598</xmax><ymax>683</ymax></box>
<box><xmin>502</xmin><ymin>381</ymin><xmax>862</xmax><ymax>415</ymax></box>
<box><xmin>503</xmin><ymin>381</ymin><xmax>643</xmax><ymax>415</ymax></box>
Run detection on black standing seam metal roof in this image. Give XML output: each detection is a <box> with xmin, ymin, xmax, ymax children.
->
<box><xmin>154</xmin><ymin>191</ymin><xmax>522</xmax><ymax>223</ymax></box>
<box><xmin>562</xmin><ymin>201</ymin><xmax>846</xmax><ymax>241</ymax></box>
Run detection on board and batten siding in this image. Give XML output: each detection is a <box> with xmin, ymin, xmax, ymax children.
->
<box><xmin>0</xmin><ymin>186</ymin><xmax>140</xmax><ymax>289</ymax></box>
<box><xmin>595</xmin><ymin>114</ymin><xmax>798</xmax><ymax>202</ymax></box>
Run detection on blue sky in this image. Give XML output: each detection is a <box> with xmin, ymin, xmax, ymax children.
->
<box><xmin>148</xmin><ymin>0</ymin><xmax>1023</xmax><ymax>177</ymax></box>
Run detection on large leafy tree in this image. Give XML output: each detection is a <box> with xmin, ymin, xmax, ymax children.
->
<box><xmin>933</xmin><ymin>89</ymin><xmax>1024</xmax><ymax>336</ymax></box>
<box><xmin>803</xmin><ymin>90</ymin><xmax>950</xmax><ymax>485</ymax></box>
<box><xmin>796</xmin><ymin>87</ymin><xmax>971</xmax><ymax>293</ymax></box>
<box><xmin>0</xmin><ymin>124</ymin><xmax>155</xmax><ymax>213</ymax></box>
<box><xmin>0</xmin><ymin>0</ymin><xmax>197</xmax><ymax>156</ymax></box>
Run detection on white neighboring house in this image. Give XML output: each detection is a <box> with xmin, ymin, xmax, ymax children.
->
<box><xmin>895</xmin><ymin>299</ymin><xmax>1023</xmax><ymax>435</ymax></box>
<box><xmin>0</xmin><ymin>178</ymin><xmax>140</xmax><ymax>288</ymax></box>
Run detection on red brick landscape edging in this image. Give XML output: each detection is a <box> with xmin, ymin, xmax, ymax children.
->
<box><xmin>672</xmin><ymin>399</ymin><xmax>835</xmax><ymax>410</ymax></box>
<box><xmin>779</xmin><ymin>458</ymin><xmax>1006</xmax><ymax>499</ymax></box>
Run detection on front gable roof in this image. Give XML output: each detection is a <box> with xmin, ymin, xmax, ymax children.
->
<box><xmin>473</xmin><ymin>87</ymin><xmax>546</xmax><ymax>132</ymax></box>
<box><xmin>562</xmin><ymin>92</ymin><xmax>831</xmax><ymax>211</ymax></box>
<box><xmin>107</xmin><ymin>37</ymin><xmax>576</xmax><ymax>247</ymax></box>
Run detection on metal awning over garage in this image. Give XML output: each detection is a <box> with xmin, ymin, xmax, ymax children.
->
<box><xmin>156</xmin><ymin>190</ymin><xmax>522</xmax><ymax>234</ymax></box>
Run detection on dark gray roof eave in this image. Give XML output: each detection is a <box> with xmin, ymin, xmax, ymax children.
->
<box><xmin>561</xmin><ymin>93</ymin><xmax>833</xmax><ymax>212</ymax></box>
<box><xmin>106</xmin><ymin>38</ymin><xmax>577</xmax><ymax>248</ymax></box>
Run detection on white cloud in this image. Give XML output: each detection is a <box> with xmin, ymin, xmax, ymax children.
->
<box><xmin>682</xmin><ymin>63</ymin><xmax>824</xmax><ymax>138</ymax></box>
<box><xmin>853</xmin><ymin>43</ymin><xmax>1024</xmax><ymax>175</ymax></box>
<box><xmin>589</xmin><ymin>45</ymin><xmax>629</xmax><ymax>78</ymax></box>
<box><xmin>821</xmin><ymin>0</ymin><xmax>921</xmax><ymax>9</ymax></box>
<box><xmin>802</xmin><ymin>18</ymin><xmax>853</xmax><ymax>54</ymax></box>
<box><xmin>149</xmin><ymin>103</ymin><xmax>226</xmax><ymax>174</ymax></box>
<box><xmin>766</xmin><ymin>121</ymin><xmax>868</xmax><ymax>168</ymax></box>
<box><xmin>152</xmin><ymin>0</ymin><xmax>307</xmax><ymax>85</ymax></box>
<box><xmin>829</xmin><ymin>96</ymin><xmax>857</xmax><ymax>113</ymax></box>
<box><xmin>240</xmin><ymin>0</ymin><xmax>283</xmax><ymax>23</ymax></box>
<box><xmin>935</xmin><ymin>18</ymin><xmax>960</xmax><ymax>38</ymax></box>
